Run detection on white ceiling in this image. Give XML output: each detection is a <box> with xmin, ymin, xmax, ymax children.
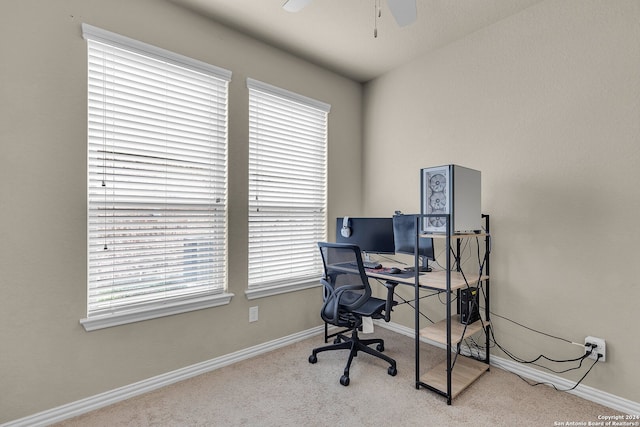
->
<box><xmin>169</xmin><ymin>0</ymin><xmax>543</xmax><ymax>82</ymax></box>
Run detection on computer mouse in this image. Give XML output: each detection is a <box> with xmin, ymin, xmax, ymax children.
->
<box><xmin>388</xmin><ymin>267</ymin><xmax>402</xmax><ymax>274</ymax></box>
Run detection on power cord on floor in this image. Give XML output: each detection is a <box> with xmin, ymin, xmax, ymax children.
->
<box><xmin>421</xmin><ymin>230</ymin><xmax>600</xmax><ymax>392</ymax></box>
<box><xmin>488</xmin><ymin>325</ymin><xmax>594</xmax><ymax>374</ymax></box>
<box><xmin>514</xmin><ymin>353</ymin><xmax>602</xmax><ymax>392</ymax></box>
<box><xmin>486</xmin><ymin>311</ymin><xmax>603</xmax><ymax>390</ymax></box>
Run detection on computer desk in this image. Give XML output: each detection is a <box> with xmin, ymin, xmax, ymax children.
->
<box><xmin>365</xmin><ymin>264</ymin><xmax>485</xmax><ymax>291</ymax></box>
<box><xmin>362</xmin><ymin>261</ymin><xmax>491</xmax><ymax>404</ymax></box>
<box><xmin>322</xmin><ymin>227</ymin><xmax>491</xmax><ymax>403</ymax></box>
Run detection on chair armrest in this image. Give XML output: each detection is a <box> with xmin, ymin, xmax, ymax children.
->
<box><xmin>320</xmin><ymin>278</ymin><xmax>365</xmax><ymax>323</ymax></box>
<box><xmin>382</xmin><ymin>281</ymin><xmax>398</xmax><ymax>322</ymax></box>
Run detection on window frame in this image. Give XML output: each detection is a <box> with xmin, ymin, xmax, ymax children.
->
<box><xmin>81</xmin><ymin>24</ymin><xmax>233</xmax><ymax>331</ymax></box>
<box><xmin>245</xmin><ymin>78</ymin><xmax>330</xmax><ymax>300</ymax></box>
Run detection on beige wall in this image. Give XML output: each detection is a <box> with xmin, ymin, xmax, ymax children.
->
<box><xmin>362</xmin><ymin>0</ymin><xmax>640</xmax><ymax>402</ymax></box>
<box><xmin>3</xmin><ymin>0</ymin><xmax>639</xmax><ymax>422</ymax></box>
<box><xmin>0</xmin><ymin>0</ymin><xmax>362</xmax><ymax>422</ymax></box>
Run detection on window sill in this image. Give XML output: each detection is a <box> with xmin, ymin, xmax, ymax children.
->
<box><xmin>80</xmin><ymin>292</ymin><xmax>234</xmax><ymax>331</ymax></box>
<box><xmin>245</xmin><ymin>278</ymin><xmax>320</xmax><ymax>300</ymax></box>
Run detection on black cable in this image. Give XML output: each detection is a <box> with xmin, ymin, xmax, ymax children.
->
<box><xmin>393</xmin><ymin>231</ymin><xmax>597</xmax><ymax>384</ymax></box>
<box><xmin>488</xmin><ymin>326</ymin><xmax>593</xmax><ymax>374</ymax></box>
<box><xmin>403</xmin><ymin>299</ymin><xmax>435</xmax><ymax>324</ymax></box>
<box><xmin>375</xmin><ymin>253</ymin><xmax>395</xmax><ymax>263</ymax></box>
<box><xmin>437</xmin><ymin>291</ymin><xmax>457</xmax><ymax>305</ymax></box>
<box><xmin>376</xmin><ymin>278</ymin><xmax>440</xmax><ymax>324</ymax></box>
<box><xmin>487</xmin><ymin>310</ymin><xmax>575</xmax><ymax>345</ymax></box>
<box><xmin>464</xmin><ymin>337</ymin><xmax>483</xmax><ymax>359</ymax></box>
<box><xmin>470</xmin><ymin>265</ymin><xmax>590</xmax><ymax>373</ymax></box>
<box><xmin>488</xmin><ymin>325</ymin><xmax>582</xmax><ymax>364</ymax></box>
<box><xmin>438</xmin><ymin>230</ymin><xmax>600</xmax><ymax>391</ymax></box>
<box><xmin>475</xmin><ymin>280</ymin><xmax>587</xmax><ymax>369</ymax></box>
<box><xmin>461</xmin><ymin>240</ymin><xmax>585</xmax><ymax>368</ymax></box>
<box><xmin>515</xmin><ymin>355</ymin><xmax>601</xmax><ymax>391</ymax></box>
<box><xmin>447</xmin><ymin>245</ymin><xmax>486</xmax><ymax>371</ymax></box>
<box><xmin>431</xmin><ymin>245</ymin><xmax>447</xmax><ymax>271</ymax></box>
<box><xmin>458</xmin><ymin>322</ymin><xmax>588</xmax><ymax>375</ymax></box>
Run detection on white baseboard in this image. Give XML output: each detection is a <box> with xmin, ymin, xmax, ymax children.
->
<box><xmin>377</xmin><ymin>320</ymin><xmax>640</xmax><ymax>415</ymax></box>
<box><xmin>2</xmin><ymin>326</ymin><xmax>325</xmax><ymax>427</ymax></box>
<box><xmin>5</xmin><ymin>322</ymin><xmax>638</xmax><ymax>426</ymax></box>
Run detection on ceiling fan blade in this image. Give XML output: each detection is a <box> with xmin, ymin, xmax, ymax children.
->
<box><xmin>282</xmin><ymin>0</ymin><xmax>313</xmax><ymax>13</ymax></box>
<box><xmin>387</xmin><ymin>0</ymin><xmax>417</xmax><ymax>27</ymax></box>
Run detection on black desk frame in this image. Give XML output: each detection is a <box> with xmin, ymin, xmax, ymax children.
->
<box><xmin>321</xmin><ymin>214</ymin><xmax>491</xmax><ymax>403</ymax></box>
<box><xmin>413</xmin><ymin>213</ymin><xmax>491</xmax><ymax>404</ymax></box>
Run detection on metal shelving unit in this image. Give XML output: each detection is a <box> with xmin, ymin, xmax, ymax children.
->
<box><xmin>413</xmin><ymin>214</ymin><xmax>491</xmax><ymax>404</ymax></box>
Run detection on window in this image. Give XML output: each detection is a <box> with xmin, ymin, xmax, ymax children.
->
<box><xmin>247</xmin><ymin>78</ymin><xmax>330</xmax><ymax>298</ymax></box>
<box><xmin>82</xmin><ymin>24</ymin><xmax>232</xmax><ymax>331</ymax></box>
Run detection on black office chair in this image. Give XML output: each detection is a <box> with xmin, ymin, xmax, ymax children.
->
<box><xmin>309</xmin><ymin>242</ymin><xmax>398</xmax><ymax>386</ymax></box>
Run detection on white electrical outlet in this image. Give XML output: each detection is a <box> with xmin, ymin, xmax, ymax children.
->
<box><xmin>249</xmin><ymin>306</ymin><xmax>259</xmax><ymax>323</ymax></box>
<box><xmin>584</xmin><ymin>336</ymin><xmax>606</xmax><ymax>362</ymax></box>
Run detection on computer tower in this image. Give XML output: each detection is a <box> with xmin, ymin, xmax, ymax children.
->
<box><xmin>458</xmin><ymin>287</ymin><xmax>480</xmax><ymax>325</ymax></box>
<box><xmin>420</xmin><ymin>164</ymin><xmax>481</xmax><ymax>234</ymax></box>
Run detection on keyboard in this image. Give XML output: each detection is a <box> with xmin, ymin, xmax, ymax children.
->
<box><xmin>362</xmin><ymin>261</ymin><xmax>382</xmax><ymax>269</ymax></box>
<box><xmin>349</xmin><ymin>261</ymin><xmax>383</xmax><ymax>269</ymax></box>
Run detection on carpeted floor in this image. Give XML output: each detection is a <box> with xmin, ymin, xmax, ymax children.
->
<box><xmin>55</xmin><ymin>327</ymin><xmax>613</xmax><ymax>426</ymax></box>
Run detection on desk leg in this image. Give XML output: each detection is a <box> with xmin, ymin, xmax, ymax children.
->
<box><xmin>414</xmin><ymin>265</ymin><xmax>421</xmax><ymax>389</ymax></box>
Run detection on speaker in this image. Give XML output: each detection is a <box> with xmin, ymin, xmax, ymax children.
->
<box><xmin>458</xmin><ymin>287</ymin><xmax>480</xmax><ymax>325</ymax></box>
<box><xmin>420</xmin><ymin>165</ymin><xmax>481</xmax><ymax>234</ymax></box>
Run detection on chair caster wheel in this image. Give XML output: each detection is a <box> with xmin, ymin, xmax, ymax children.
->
<box><xmin>376</xmin><ymin>343</ymin><xmax>384</xmax><ymax>352</ymax></box>
<box><xmin>388</xmin><ymin>366</ymin><xmax>397</xmax><ymax>376</ymax></box>
<box><xmin>308</xmin><ymin>354</ymin><xmax>317</xmax><ymax>364</ymax></box>
<box><xmin>340</xmin><ymin>375</ymin><xmax>350</xmax><ymax>386</ymax></box>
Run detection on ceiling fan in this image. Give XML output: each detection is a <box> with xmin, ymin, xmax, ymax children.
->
<box><xmin>282</xmin><ymin>0</ymin><xmax>417</xmax><ymax>36</ymax></box>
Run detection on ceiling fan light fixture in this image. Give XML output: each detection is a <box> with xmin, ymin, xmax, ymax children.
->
<box><xmin>282</xmin><ymin>0</ymin><xmax>417</xmax><ymax>38</ymax></box>
<box><xmin>282</xmin><ymin>0</ymin><xmax>313</xmax><ymax>13</ymax></box>
<box><xmin>387</xmin><ymin>0</ymin><xmax>417</xmax><ymax>27</ymax></box>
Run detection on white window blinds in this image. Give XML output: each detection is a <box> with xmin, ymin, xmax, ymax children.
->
<box><xmin>247</xmin><ymin>78</ymin><xmax>330</xmax><ymax>291</ymax></box>
<box><xmin>84</xmin><ymin>24</ymin><xmax>231</xmax><ymax>325</ymax></box>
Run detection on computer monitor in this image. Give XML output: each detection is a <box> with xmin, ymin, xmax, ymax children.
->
<box><xmin>335</xmin><ymin>217</ymin><xmax>395</xmax><ymax>255</ymax></box>
<box><xmin>393</xmin><ymin>214</ymin><xmax>434</xmax><ymax>272</ymax></box>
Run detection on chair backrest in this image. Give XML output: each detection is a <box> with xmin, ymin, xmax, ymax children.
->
<box><xmin>317</xmin><ymin>242</ymin><xmax>372</xmax><ymax>325</ymax></box>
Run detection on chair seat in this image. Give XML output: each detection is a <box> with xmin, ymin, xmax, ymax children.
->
<box><xmin>323</xmin><ymin>294</ymin><xmax>388</xmax><ymax>324</ymax></box>
<box><xmin>352</xmin><ymin>297</ymin><xmax>387</xmax><ymax>317</ymax></box>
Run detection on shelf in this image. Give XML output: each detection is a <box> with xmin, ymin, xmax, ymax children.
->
<box><xmin>420</xmin><ymin>356</ymin><xmax>489</xmax><ymax>399</ymax></box>
<box><xmin>413</xmin><ymin>215</ymin><xmax>491</xmax><ymax>404</ymax></box>
<box><xmin>420</xmin><ymin>316</ymin><xmax>490</xmax><ymax>346</ymax></box>
<box><xmin>421</xmin><ymin>232</ymin><xmax>488</xmax><ymax>239</ymax></box>
<box><xmin>418</xmin><ymin>270</ymin><xmax>489</xmax><ymax>291</ymax></box>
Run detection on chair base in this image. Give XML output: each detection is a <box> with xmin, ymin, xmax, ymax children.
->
<box><xmin>308</xmin><ymin>328</ymin><xmax>397</xmax><ymax>386</ymax></box>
